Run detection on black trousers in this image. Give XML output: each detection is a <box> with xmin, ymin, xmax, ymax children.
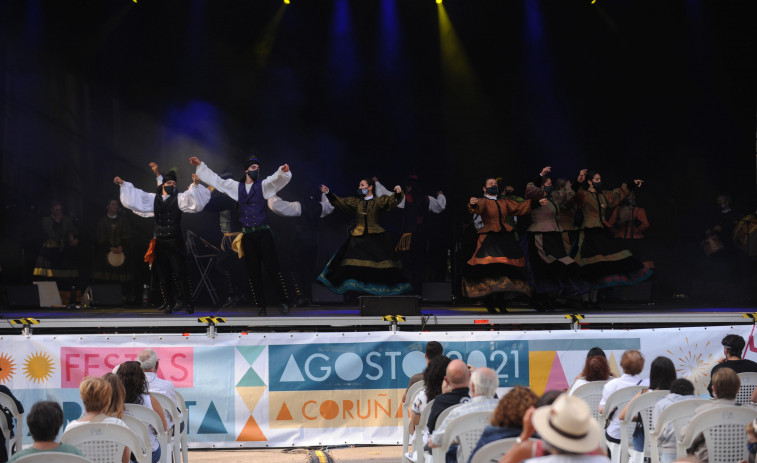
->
<box><xmin>153</xmin><ymin>237</ymin><xmax>191</xmax><ymax>302</ymax></box>
<box><xmin>241</xmin><ymin>229</ymin><xmax>287</xmax><ymax>306</ymax></box>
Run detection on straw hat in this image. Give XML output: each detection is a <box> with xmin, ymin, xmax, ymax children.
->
<box><xmin>531</xmin><ymin>393</ymin><xmax>602</xmax><ymax>454</ymax></box>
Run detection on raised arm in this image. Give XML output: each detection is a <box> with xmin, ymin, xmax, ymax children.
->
<box><xmin>115</xmin><ymin>176</ymin><xmax>156</xmax><ymax>218</ymax></box>
<box><xmin>177</xmin><ymin>182</ymin><xmax>211</xmax><ymax>213</ymax></box>
<box><xmin>428</xmin><ymin>191</ymin><xmax>446</xmax><ymax>213</ymax></box>
<box><xmin>191</xmin><ymin>157</ymin><xmax>241</xmax><ymax>201</ymax></box>
<box><xmin>261</xmin><ymin>164</ymin><xmax>293</xmax><ymax>199</ymax></box>
<box><xmin>267</xmin><ymin>195</ymin><xmax>302</xmax><ymax>217</ymax></box>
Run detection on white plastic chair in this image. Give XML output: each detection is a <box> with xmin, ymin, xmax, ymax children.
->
<box><xmin>0</xmin><ymin>391</ymin><xmax>24</xmax><ymax>459</ymax></box>
<box><xmin>678</xmin><ymin>406</ymin><xmax>757</xmax><ymax>462</ymax></box>
<box><xmin>411</xmin><ymin>398</ymin><xmax>435</xmax><ymax>463</ymax></box>
<box><xmin>13</xmin><ymin>452</ymin><xmax>94</xmax><ymax>463</ymax></box>
<box><xmin>151</xmin><ymin>392</ymin><xmax>180</xmax><ymax>463</ymax></box>
<box><xmin>124</xmin><ymin>403</ymin><xmax>169</xmax><ymax>463</ymax></box>
<box><xmin>433</xmin><ymin>403</ymin><xmax>463</xmax><ymax>439</ymax></box>
<box><xmin>469</xmin><ymin>437</ymin><xmax>519</xmax><ymax>463</ymax></box>
<box><xmin>174</xmin><ymin>391</ymin><xmax>189</xmax><ymax>463</ymax></box>
<box><xmin>599</xmin><ymin>385</ymin><xmax>645</xmax><ymax>458</ymax></box>
<box><xmin>619</xmin><ymin>389</ymin><xmax>669</xmax><ymax>463</ymax></box>
<box><xmin>737</xmin><ymin>372</ymin><xmax>757</xmax><ymax>405</ymax></box>
<box><xmin>121</xmin><ymin>414</ymin><xmax>153</xmax><ymax>457</ymax></box>
<box><xmin>571</xmin><ymin>380</ymin><xmax>609</xmax><ymax>423</ymax></box>
<box><xmin>403</xmin><ymin>380</ymin><xmax>425</xmax><ymax>463</ymax></box>
<box><xmin>431</xmin><ymin>410</ymin><xmax>492</xmax><ymax>463</ymax></box>
<box><xmin>648</xmin><ymin>398</ymin><xmax>709</xmax><ymax>463</ymax></box>
<box><xmin>61</xmin><ymin>422</ymin><xmax>148</xmax><ymax>463</ymax></box>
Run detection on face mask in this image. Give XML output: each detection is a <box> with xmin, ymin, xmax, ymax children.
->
<box><xmin>748</xmin><ymin>442</ymin><xmax>757</xmax><ymax>454</ymax></box>
<box><xmin>544</xmin><ymin>185</ymin><xmax>554</xmax><ymax>195</ymax></box>
<box><xmin>485</xmin><ymin>186</ymin><xmax>498</xmax><ymax>196</ymax></box>
<box><xmin>591</xmin><ymin>181</ymin><xmax>603</xmax><ymax>190</ymax></box>
<box><xmin>163</xmin><ymin>185</ymin><xmax>176</xmax><ymax>196</ymax></box>
<box><xmin>719</xmin><ymin>202</ymin><xmax>728</xmax><ymax>209</ymax></box>
<box><xmin>359</xmin><ymin>188</ymin><xmax>369</xmax><ymax>196</ymax></box>
<box><xmin>247</xmin><ymin>170</ymin><xmax>259</xmax><ymax>181</ymax></box>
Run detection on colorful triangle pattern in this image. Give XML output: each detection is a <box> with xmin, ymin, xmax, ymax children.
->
<box><xmin>236</xmin><ymin>346</ymin><xmax>268</xmax><ymax>441</ymax></box>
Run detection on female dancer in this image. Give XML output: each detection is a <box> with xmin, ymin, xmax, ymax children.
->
<box><xmin>572</xmin><ymin>169</ymin><xmax>652</xmax><ymax>292</ymax></box>
<box><xmin>317</xmin><ymin>178</ymin><xmax>411</xmax><ymax>295</ymax></box>
<box><xmin>464</xmin><ymin>177</ymin><xmax>547</xmax><ymax>312</ymax></box>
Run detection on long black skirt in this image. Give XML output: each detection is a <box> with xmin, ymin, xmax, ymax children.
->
<box><xmin>463</xmin><ymin>230</ymin><xmax>532</xmax><ymax>298</ymax></box>
<box><xmin>573</xmin><ymin>228</ymin><xmax>652</xmax><ymax>289</ymax></box>
<box><xmin>526</xmin><ymin>232</ymin><xmax>590</xmax><ymax>296</ymax></box>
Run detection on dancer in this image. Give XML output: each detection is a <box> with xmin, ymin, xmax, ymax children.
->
<box><xmin>464</xmin><ymin>177</ymin><xmax>548</xmax><ymax>312</ymax></box>
<box><xmin>191</xmin><ymin>155</ymin><xmax>292</xmax><ymax>315</ymax></box>
<box><xmin>374</xmin><ymin>175</ymin><xmax>447</xmax><ymax>295</ymax></box>
<box><xmin>114</xmin><ymin>170</ymin><xmax>210</xmax><ymax>314</ymax></box>
<box><xmin>317</xmin><ymin>178</ymin><xmax>412</xmax><ymax>295</ymax></box>
<box><xmin>524</xmin><ymin>166</ymin><xmax>589</xmax><ymax>309</ymax></box>
<box><xmin>92</xmin><ymin>198</ymin><xmax>134</xmax><ymax>303</ymax></box>
<box><xmin>267</xmin><ymin>182</ymin><xmax>335</xmax><ymax>306</ymax></box>
<box><xmin>572</xmin><ymin>169</ymin><xmax>652</xmax><ymax>293</ymax></box>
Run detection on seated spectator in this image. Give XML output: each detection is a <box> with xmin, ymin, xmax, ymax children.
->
<box><xmin>708</xmin><ymin>334</ymin><xmax>757</xmax><ymax>397</ymax></box>
<box><xmin>403</xmin><ymin>341</ymin><xmax>443</xmax><ymax>403</ymax></box>
<box><xmin>651</xmin><ymin>378</ymin><xmax>697</xmax><ymax>463</ymax></box>
<box><xmin>599</xmin><ymin>350</ymin><xmax>648</xmax><ymax>463</ymax></box>
<box><xmin>9</xmin><ymin>401</ymin><xmax>84</xmax><ymax>462</ymax></box>
<box><xmin>64</xmin><ymin>376</ymin><xmax>129</xmax><ymax>463</ymax></box>
<box><xmin>138</xmin><ymin>349</ymin><xmax>183</xmax><ymax>432</ymax></box>
<box><xmin>428</xmin><ymin>367</ymin><xmax>499</xmax><ymax>462</ymax></box>
<box><xmin>468</xmin><ymin>386</ymin><xmax>538</xmax><ymax>463</ymax></box>
<box><xmin>686</xmin><ymin>367</ymin><xmax>740</xmax><ymax>463</ymax></box>
<box><xmin>407</xmin><ymin>355</ymin><xmax>451</xmax><ymax>462</ymax></box>
<box><xmin>524</xmin><ymin>393</ymin><xmax>609</xmax><ymax>463</ymax></box>
<box><xmin>743</xmin><ymin>419</ymin><xmax>757</xmax><ymax>463</ymax></box>
<box><xmin>427</xmin><ymin>359</ymin><xmax>472</xmax><ymax>434</ymax></box>
<box><xmin>569</xmin><ymin>355</ymin><xmax>611</xmax><ymax>394</ymax></box>
<box><xmin>117</xmin><ymin>361</ymin><xmax>167</xmax><ymax>463</ymax></box>
<box><xmin>0</xmin><ymin>383</ymin><xmax>24</xmax><ymax>463</ymax></box>
<box><xmin>102</xmin><ymin>372</ymin><xmax>126</xmax><ymax>419</ymax></box>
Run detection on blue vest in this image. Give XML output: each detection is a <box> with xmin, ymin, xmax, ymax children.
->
<box><xmin>238</xmin><ymin>181</ymin><xmax>268</xmax><ymax>227</ymax></box>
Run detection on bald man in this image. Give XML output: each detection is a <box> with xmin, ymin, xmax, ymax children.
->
<box><xmin>426</xmin><ymin>359</ymin><xmax>471</xmax><ymax>434</ymax></box>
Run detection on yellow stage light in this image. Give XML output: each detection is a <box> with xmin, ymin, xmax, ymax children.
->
<box><xmin>436</xmin><ymin>0</ymin><xmax>443</xmax><ymax>4</ymax></box>
<box><xmin>284</xmin><ymin>0</ymin><xmax>290</xmax><ymax>3</ymax></box>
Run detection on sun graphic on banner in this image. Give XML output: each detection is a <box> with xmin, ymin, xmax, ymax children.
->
<box><xmin>23</xmin><ymin>351</ymin><xmax>55</xmax><ymax>384</ymax></box>
<box><xmin>668</xmin><ymin>338</ymin><xmax>716</xmax><ymax>395</ymax></box>
<box><xmin>0</xmin><ymin>353</ymin><xmax>16</xmax><ymax>383</ymax></box>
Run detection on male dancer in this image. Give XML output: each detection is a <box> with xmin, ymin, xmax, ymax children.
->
<box><xmin>190</xmin><ymin>156</ymin><xmax>292</xmax><ymax>315</ymax></box>
<box><xmin>114</xmin><ymin>170</ymin><xmax>210</xmax><ymax>314</ymax></box>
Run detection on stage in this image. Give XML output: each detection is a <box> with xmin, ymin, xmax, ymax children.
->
<box><xmin>1</xmin><ymin>301</ymin><xmax>755</xmax><ymax>335</ymax></box>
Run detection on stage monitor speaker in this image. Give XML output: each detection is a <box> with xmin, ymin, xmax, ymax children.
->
<box><xmin>81</xmin><ymin>284</ymin><xmax>123</xmax><ymax>308</ymax></box>
<box><xmin>311</xmin><ymin>283</ymin><xmax>344</xmax><ymax>304</ymax></box>
<box><xmin>422</xmin><ymin>282</ymin><xmax>452</xmax><ymax>303</ymax></box>
<box><xmin>3</xmin><ymin>285</ymin><xmax>40</xmax><ymax>309</ymax></box>
<box><xmin>359</xmin><ymin>296</ymin><xmax>420</xmax><ymax>316</ymax></box>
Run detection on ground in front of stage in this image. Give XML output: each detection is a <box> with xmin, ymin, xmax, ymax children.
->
<box><xmin>189</xmin><ymin>445</ymin><xmax>402</xmax><ymax>462</ymax></box>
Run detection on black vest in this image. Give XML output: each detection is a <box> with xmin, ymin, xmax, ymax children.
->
<box><xmin>153</xmin><ymin>194</ymin><xmax>182</xmax><ymax>238</ymax></box>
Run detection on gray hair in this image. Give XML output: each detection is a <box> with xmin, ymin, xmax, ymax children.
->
<box><xmin>470</xmin><ymin>367</ymin><xmax>498</xmax><ymax>398</ymax></box>
<box><xmin>138</xmin><ymin>349</ymin><xmax>158</xmax><ymax>371</ymax></box>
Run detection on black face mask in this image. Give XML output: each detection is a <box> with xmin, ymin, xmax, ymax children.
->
<box><xmin>247</xmin><ymin>170</ymin><xmax>260</xmax><ymax>181</ymax></box>
<box><xmin>485</xmin><ymin>186</ymin><xmax>498</xmax><ymax>196</ymax></box>
<box><xmin>544</xmin><ymin>185</ymin><xmax>554</xmax><ymax>195</ymax></box>
<box><xmin>591</xmin><ymin>181</ymin><xmax>603</xmax><ymax>190</ymax></box>
<box><xmin>163</xmin><ymin>185</ymin><xmax>176</xmax><ymax>196</ymax></box>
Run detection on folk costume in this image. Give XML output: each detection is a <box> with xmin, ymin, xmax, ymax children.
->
<box><xmin>317</xmin><ymin>188</ymin><xmax>412</xmax><ymax>295</ymax></box>
<box><xmin>524</xmin><ymin>174</ymin><xmax>589</xmax><ymax>302</ymax></box>
<box><xmin>92</xmin><ymin>208</ymin><xmax>133</xmax><ymax>302</ymax></box>
<box><xmin>572</xmin><ymin>180</ymin><xmax>652</xmax><ymax>289</ymax></box>
<box><xmin>374</xmin><ymin>178</ymin><xmax>447</xmax><ymax>295</ymax></box>
<box><xmin>195</xmin><ymin>158</ymin><xmax>292</xmax><ymax>315</ymax></box>
<box><xmin>119</xmin><ymin>171</ymin><xmax>210</xmax><ymax>313</ymax></box>
<box><xmin>463</xmin><ymin>191</ymin><xmax>539</xmax><ymax>311</ymax></box>
<box><xmin>268</xmin><ymin>189</ymin><xmax>335</xmax><ymax>305</ymax></box>
<box><xmin>33</xmin><ymin>210</ymin><xmax>80</xmax><ymax>280</ymax></box>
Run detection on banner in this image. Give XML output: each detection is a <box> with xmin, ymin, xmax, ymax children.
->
<box><xmin>0</xmin><ymin>325</ymin><xmax>749</xmax><ymax>448</ymax></box>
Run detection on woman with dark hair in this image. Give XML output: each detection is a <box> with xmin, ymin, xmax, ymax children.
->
<box><xmin>317</xmin><ymin>179</ymin><xmax>411</xmax><ymax>295</ymax></box>
<box><xmin>570</xmin><ymin>355</ymin><xmax>612</xmax><ymax>394</ymax></box>
<box><xmin>407</xmin><ymin>356</ymin><xmax>451</xmax><ymax>461</ymax></box>
<box><xmin>464</xmin><ymin>177</ymin><xmax>548</xmax><ymax>312</ymax></box>
<box><xmin>468</xmin><ymin>386</ymin><xmax>539</xmax><ymax>463</ymax></box>
<box><xmin>571</xmin><ymin>169</ymin><xmax>652</xmax><ymax>298</ymax></box>
<box><xmin>117</xmin><ymin>361</ymin><xmax>166</xmax><ymax>463</ymax></box>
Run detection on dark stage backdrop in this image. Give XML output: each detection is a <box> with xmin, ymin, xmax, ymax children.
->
<box><xmin>1</xmin><ymin>0</ymin><xmax>755</xmax><ymax>300</ymax></box>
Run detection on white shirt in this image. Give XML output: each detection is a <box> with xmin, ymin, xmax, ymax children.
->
<box><xmin>374</xmin><ymin>180</ymin><xmax>447</xmax><ymax>213</ymax></box>
<box><xmin>430</xmin><ymin>395</ymin><xmax>498</xmax><ymax>446</ymax></box>
<box><xmin>145</xmin><ymin>371</ymin><xmax>181</xmax><ymax>430</ymax></box>
<box><xmin>569</xmin><ymin>378</ymin><xmax>590</xmax><ymax>395</ymax></box>
<box><xmin>599</xmin><ymin>373</ymin><xmax>649</xmax><ymax>439</ymax></box>
<box><xmin>267</xmin><ymin>194</ymin><xmax>335</xmax><ymax>218</ymax></box>
<box><xmin>195</xmin><ymin>162</ymin><xmax>291</xmax><ymax>202</ymax></box>
<box><xmin>119</xmin><ymin>182</ymin><xmax>210</xmax><ymax>218</ymax></box>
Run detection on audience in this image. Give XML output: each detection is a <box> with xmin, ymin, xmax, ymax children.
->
<box><xmin>117</xmin><ymin>361</ymin><xmax>167</xmax><ymax>463</ymax></box>
<box><xmin>708</xmin><ymin>334</ymin><xmax>757</xmax><ymax>397</ymax></box>
<box><xmin>427</xmin><ymin>359</ymin><xmax>472</xmax><ymax>434</ymax></box>
<box><xmin>685</xmin><ymin>367</ymin><xmax>740</xmax><ymax>463</ymax></box>
<box><xmin>570</xmin><ymin>355</ymin><xmax>612</xmax><ymax>394</ymax></box>
<box><xmin>8</xmin><ymin>401</ymin><xmax>84</xmax><ymax>462</ymax></box>
<box><xmin>408</xmin><ymin>355</ymin><xmax>451</xmax><ymax>462</ymax></box>
<box><xmin>651</xmin><ymin>378</ymin><xmax>697</xmax><ymax>463</ymax></box>
<box><xmin>403</xmin><ymin>341</ymin><xmax>444</xmax><ymax>403</ymax></box>
<box><xmin>138</xmin><ymin>349</ymin><xmax>183</xmax><ymax>432</ymax></box>
<box><xmin>0</xmin><ymin>383</ymin><xmax>23</xmax><ymax>463</ymax></box>
<box><xmin>428</xmin><ymin>367</ymin><xmax>499</xmax><ymax>461</ymax></box>
<box><xmin>599</xmin><ymin>350</ymin><xmax>648</xmax><ymax>463</ymax></box>
<box><xmin>102</xmin><ymin>372</ymin><xmax>126</xmax><ymax>419</ymax></box>
<box><xmin>64</xmin><ymin>376</ymin><xmax>130</xmax><ymax>463</ymax></box>
<box><xmin>743</xmin><ymin>419</ymin><xmax>757</xmax><ymax>463</ymax></box>
<box><xmin>468</xmin><ymin>386</ymin><xmax>539</xmax><ymax>463</ymax></box>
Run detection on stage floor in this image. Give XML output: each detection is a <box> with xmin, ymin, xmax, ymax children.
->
<box><xmin>2</xmin><ymin>300</ymin><xmax>756</xmax><ymax>334</ymax></box>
